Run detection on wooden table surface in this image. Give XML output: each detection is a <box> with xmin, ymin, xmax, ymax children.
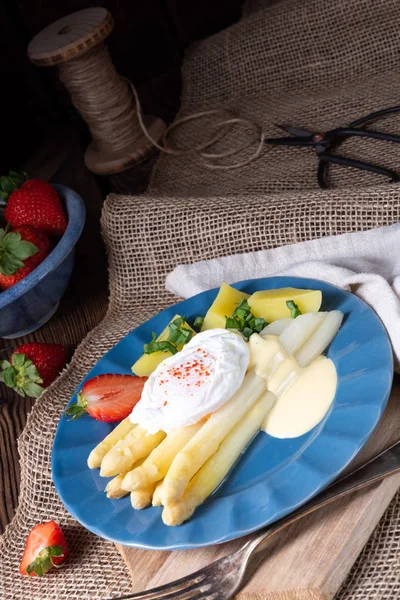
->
<box><xmin>0</xmin><ymin>129</ymin><xmax>110</xmax><ymax>534</ymax></box>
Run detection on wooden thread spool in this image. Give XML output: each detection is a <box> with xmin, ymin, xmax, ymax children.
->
<box><xmin>27</xmin><ymin>8</ymin><xmax>166</xmax><ymax>175</ymax></box>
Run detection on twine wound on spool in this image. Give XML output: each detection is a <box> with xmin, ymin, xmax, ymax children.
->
<box><xmin>60</xmin><ymin>46</ymin><xmax>144</xmax><ymax>155</ymax></box>
<box><xmin>28</xmin><ymin>7</ymin><xmax>265</xmax><ymax>175</ymax></box>
<box><xmin>27</xmin><ymin>8</ymin><xmax>166</xmax><ymax>176</ymax></box>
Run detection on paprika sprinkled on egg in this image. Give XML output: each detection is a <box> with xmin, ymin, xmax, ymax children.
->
<box><xmin>130</xmin><ymin>329</ymin><xmax>249</xmax><ymax>433</ymax></box>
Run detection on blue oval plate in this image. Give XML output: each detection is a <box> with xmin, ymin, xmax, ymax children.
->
<box><xmin>52</xmin><ymin>276</ymin><xmax>393</xmax><ymax>550</ymax></box>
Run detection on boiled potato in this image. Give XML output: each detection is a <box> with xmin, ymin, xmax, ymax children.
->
<box><xmin>248</xmin><ymin>288</ymin><xmax>322</xmax><ymax>322</ymax></box>
<box><xmin>202</xmin><ymin>283</ymin><xmax>249</xmax><ymax>331</ymax></box>
<box><xmin>131</xmin><ymin>315</ymin><xmax>195</xmax><ymax>377</ymax></box>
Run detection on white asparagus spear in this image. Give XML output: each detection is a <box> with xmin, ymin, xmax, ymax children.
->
<box><xmin>122</xmin><ymin>422</ymin><xmax>202</xmax><ymax>492</ymax></box>
<box><xmin>130</xmin><ymin>483</ymin><xmax>157</xmax><ymax>510</ymax></box>
<box><xmin>295</xmin><ymin>310</ymin><xmax>343</xmax><ymax>367</ymax></box>
<box><xmin>100</xmin><ymin>426</ymin><xmax>165</xmax><ymax>477</ymax></box>
<box><xmin>152</xmin><ymin>480</ymin><xmax>164</xmax><ymax>506</ymax></box>
<box><xmin>88</xmin><ymin>418</ymin><xmax>136</xmax><ymax>469</ymax></box>
<box><xmin>105</xmin><ymin>474</ymin><xmax>130</xmax><ymax>499</ymax></box>
<box><xmin>162</xmin><ymin>393</ymin><xmax>275</xmax><ymax>526</ymax></box>
<box><xmin>279</xmin><ymin>312</ymin><xmax>326</xmax><ymax>355</ymax></box>
<box><xmin>161</xmin><ymin>370</ymin><xmax>266</xmax><ymax>505</ymax></box>
<box><xmin>104</xmin><ymin>458</ymin><xmax>145</xmax><ymax>498</ymax></box>
<box><xmin>260</xmin><ymin>318</ymin><xmax>292</xmax><ymax>336</ymax></box>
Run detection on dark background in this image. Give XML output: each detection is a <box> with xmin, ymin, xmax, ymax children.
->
<box><xmin>0</xmin><ymin>0</ymin><xmax>246</xmax><ymax>534</ymax></box>
<box><xmin>2</xmin><ymin>0</ymin><xmax>244</xmax><ymax>173</ymax></box>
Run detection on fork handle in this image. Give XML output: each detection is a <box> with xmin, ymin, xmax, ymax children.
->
<box><xmin>243</xmin><ymin>440</ymin><xmax>400</xmax><ymax>556</ymax></box>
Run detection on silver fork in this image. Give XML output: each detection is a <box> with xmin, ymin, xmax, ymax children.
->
<box><xmin>112</xmin><ymin>440</ymin><xmax>400</xmax><ymax>600</ymax></box>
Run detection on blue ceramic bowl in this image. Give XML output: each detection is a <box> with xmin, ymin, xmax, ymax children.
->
<box><xmin>0</xmin><ymin>184</ymin><xmax>86</xmax><ymax>338</ymax></box>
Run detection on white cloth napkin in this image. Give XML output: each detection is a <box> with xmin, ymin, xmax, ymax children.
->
<box><xmin>166</xmin><ymin>224</ymin><xmax>400</xmax><ymax>369</ymax></box>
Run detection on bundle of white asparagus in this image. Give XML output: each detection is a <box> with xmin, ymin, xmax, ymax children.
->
<box><xmin>88</xmin><ymin>310</ymin><xmax>342</xmax><ymax>525</ymax></box>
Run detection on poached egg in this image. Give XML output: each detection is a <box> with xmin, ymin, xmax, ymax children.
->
<box><xmin>130</xmin><ymin>328</ymin><xmax>249</xmax><ymax>433</ymax></box>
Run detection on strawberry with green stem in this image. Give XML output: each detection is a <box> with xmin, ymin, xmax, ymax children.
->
<box><xmin>0</xmin><ymin>343</ymin><xmax>68</xmax><ymax>398</ymax></box>
<box><xmin>0</xmin><ymin>170</ymin><xmax>67</xmax><ymax>236</ymax></box>
<box><xmin>0</xmin><ymin>224</ymin><xmax>38</xmax><ymax>275</ymax></box>
<box><xmin>0</xmin><ymin>170</ymin><xmax>28</xmax><ymax>205</ymax></box>
<box><xmin>1</xmin><ymin>353</ymin><xmax>44</xmax><ymax>398</ymax></box>
<box><xmin>19</xmin><ymin>521</ymin><xmax>68</xmax><ymax>577</ymax></box>
<box><xmin>66</xmin><ymin>373</ymin><xmax>147</xmax><ymax>422</ymax></box>
<box><xmin>0</xmin><ymin>225</ymin><xmax>51</xmax><ymax>290</ymax></box>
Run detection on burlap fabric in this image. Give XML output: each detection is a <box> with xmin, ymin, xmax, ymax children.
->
<box><xmin>150</xmin><ymin>0</ymin><xmax>400</xmax><ymax>196</ymax></box>
<box><xmin>2</xmin><ymin>0</ymin><xmax>400</xmax><ymax>599</ymax></box>
<box><xmin>0</xmin><ymin>186</ymin><xmax>400</xmax><ymax>599</ymax></box>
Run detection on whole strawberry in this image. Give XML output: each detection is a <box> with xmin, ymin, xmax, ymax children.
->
<box><xmin>0</xmin><ymin>225</ymin><xmax>51</xmax><ymax>290</ymax></box>
<box><xmin>1</xmin><ymin>171</ymin><xmax>67</xmax><ymax>236</ymax></box>
<box><xmin>0</xmin><ymin>343</ymin><xmax>68</xmax><ymax>397</ymax></box>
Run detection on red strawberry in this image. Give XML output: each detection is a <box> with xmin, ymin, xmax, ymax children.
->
<box><xmin>66</xmin><ymin>374</ymin><xmax>147</xmax><ymax>422</ymax></box>
<box><xmin>20</xmin><ymin>521</ymin><xmax>68</xmax><ymax>577</ymax></box>
<box><xmin>0</xmin><ymin>225</ymin><xmax>51</xmax><ymax>290</ymax></box>
<box><xmin>1</xmin><ymin>172</ymin><xmax>67</xmax><ymax>236</ymax></box>
<box><xmin>0</xmin><ymin>343</ymin><xmax>68</xmax><ymax>398</ymax></box>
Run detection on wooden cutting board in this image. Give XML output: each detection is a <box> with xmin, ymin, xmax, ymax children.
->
<box><xmin>117</xmin><ymin>381</ymin><xmax>400</xmax><ymax>599</ymax></box>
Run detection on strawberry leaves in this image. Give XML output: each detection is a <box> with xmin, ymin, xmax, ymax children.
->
<box><xmin>26</xmin><ymin>545</ymin><xmax>65</xmax><ymax>577</ymax></box>
<box><xmin>0</xmin><ymin>353</ymin><xmax>44</xmax><ymax>398</ymax></box>
<box><xmin>0</xmin><ymin>227</ymin><xmax>38</xmax><ymax>276</ymax></box>
<box><xmin>0</xmin><ymin>170</ymin><xmax>28</xmax><ymax>204</ymax></box>
<box><xmin>19</xmin><ymin>520</ymin><xmax>68</xmax><ymax>577</ymax></box>
<box><xmin>65</xmin><ymin>393</ymin><xmax>88</xmax><ymax>420</ymax></box>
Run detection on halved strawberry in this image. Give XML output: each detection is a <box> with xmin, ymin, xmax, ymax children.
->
<box><xmin>19</xmin><ymin>521</ymin><xmax>68</xmax><ymax>577</ymax></box>
<box><xmin>65</xmin><ymin>373</ymin><xmax>147</xmax><ymax>422</ymax></box>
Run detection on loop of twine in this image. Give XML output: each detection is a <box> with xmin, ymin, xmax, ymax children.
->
<box><xmin>60</xmin><ymin>44</ymin><xmax>265</xmax><ymax>169</ymax></box>
<box><xmin>131</xmin><ymin>84</ymin><xmax>266</xmax><ymax>169</ymax></box>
